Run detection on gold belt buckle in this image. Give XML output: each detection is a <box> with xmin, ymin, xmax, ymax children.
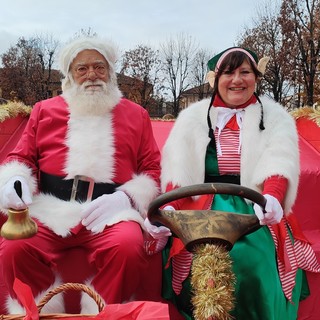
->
<box><xmin>71</xmin><ymin>175</ymin><xmax>95</xmax><ymax>202</ymax></box>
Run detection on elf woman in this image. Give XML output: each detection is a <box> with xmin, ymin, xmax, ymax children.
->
<box><xmin>156</xmin><ymin>47</ymin><xmax>320</xmax><ymax>320</ymax></box>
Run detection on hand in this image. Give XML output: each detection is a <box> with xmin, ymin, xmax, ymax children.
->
<box><xmin>144</xmin><ymin>217</ymin><xmax>172</xmax><ymax>239</ymax></box>
<box><xmin>0</xmin><ymin>176</ymin><xmax>32</xmax><ymax>210</ymax></box>
<box><xmin>253</xmin><ymin>194</ymin><xmax>283</xmax><ymax>225</ymax></box>
<box><xmin>81</xmin><ymin>191</ymin><xmax>131</xmax><ymax>233</ymax></box>
<box><xmin>162</xmin><ymin>205</ymin><xmax>175</xmax><ymax>211</ymax></box>
<box><xmin>144</xmin><ymin>217</ymin><xmax>171</xmax><ymax>255</ymax></box>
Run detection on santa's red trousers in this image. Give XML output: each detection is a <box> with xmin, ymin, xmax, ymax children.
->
<box><xmin>0</xmin><ymin>221</ymin><xmax>147</xmax><ymax>304</ymax></box>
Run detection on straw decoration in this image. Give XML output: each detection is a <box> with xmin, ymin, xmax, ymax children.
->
<box><xmin>191</xmin><ymin>243</ymin><xmax>235</xmax><ymax>320</ymax></box>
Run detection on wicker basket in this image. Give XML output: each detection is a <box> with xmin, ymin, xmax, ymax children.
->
<box><xmin>0</xmin><ymin>283</ymin><xmax>105</xmax><ymax>320</ymax></box>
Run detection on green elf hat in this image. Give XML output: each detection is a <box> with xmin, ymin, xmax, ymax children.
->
<box><xmin>206</xmin><ymin>47</ymin><xmax>269</xmax><ymax>87</ymax></box>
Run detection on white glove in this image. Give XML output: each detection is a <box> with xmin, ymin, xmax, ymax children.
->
<box><xmin>144</xmin><ymin>216</ymin><xmax>172</xmax><ymax>255</ymax></box>
<box><xmin>163</xmin><ymin>205</ymin><xmax>175</xmax><ymax>211</ymax></box>
<box><xmin>253</xmin><ymin>194</ymin><xmax>284</xmax><ymax>225</ymax></box>
<box><xmin>81</xmin><ymin>191</ymin><xmax>131</xmax><ymax>233</ymax></box>
<box><xmin>0</xmin><ymin>176</ymin><xmax>32</xmax><ymax>210</ymax></box>
<box><xmin>144</xmin><ymin>217</ymin><xmax>172</xmax><ymax>239</ymax></box>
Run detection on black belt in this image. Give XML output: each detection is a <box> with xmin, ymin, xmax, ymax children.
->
<box><xmin>40</xmin><ymin>171</ymin><xmax>120</xmax><ymax>202</ymax></box>
<box><xmin>205</xmin><ymin>174</ymin><xmax>240</xmax><ymax>185</ymax></box>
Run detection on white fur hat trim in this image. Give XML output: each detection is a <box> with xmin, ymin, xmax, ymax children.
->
<box><xmin>59</xmin><ymin>36</ymin><xmax>118</xmax><ymax>76</ymax></box>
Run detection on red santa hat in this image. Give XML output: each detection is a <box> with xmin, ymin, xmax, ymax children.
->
<box><xmin>59</xmin><ymin>36</ymin><xmax>118</xmax><ymax>90</ymax></box>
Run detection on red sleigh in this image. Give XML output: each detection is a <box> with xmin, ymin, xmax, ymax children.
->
<box><xmin>0</xmin><ymin>115</ymin><xmax>320</xmax><ymax>319</ymax></box>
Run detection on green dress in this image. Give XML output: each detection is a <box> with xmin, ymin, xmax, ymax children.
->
<box><xmin>162</xmin><ymin>144</ymin><xmax>309</xmax><ymax>320</ymax></box>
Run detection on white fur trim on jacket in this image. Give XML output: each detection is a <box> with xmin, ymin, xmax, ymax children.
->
<box><xmin>63</xmin><ymin>113</ymin><xmax>115</xmax><ymax>182</ymax></box>
<box><xmin>0</xmin><ymin>161</ymin><xmax>37</xmax><ymax>214</ymax></box>
<box><xmin>29</xmin><ymin>194</ymin><xmax>82</xmax><ymax>237</ymax></box>
<box><xmin>30</xmin><ymin>193</ymin><xmax>145</xmax><ymax>237</ymax></box>
<box><xmin>117</xmin><ymin>173</ymin><xmax>159</xmax><ymax>220</ymax></box>
<box><xmin>8</xmin><ymin>192</ymin><xmax>147</xmax><ymax>238</ymax></box>
<box><xmin>161</xmin><ymin>96</ymin><xmax>299</xmax><ymax>214</ymax></box>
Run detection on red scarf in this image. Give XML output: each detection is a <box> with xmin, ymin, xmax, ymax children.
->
<box><xmin>213</xmin><ymin>94</ymin><xmax>257</xmax><ymax>109</ymax></box>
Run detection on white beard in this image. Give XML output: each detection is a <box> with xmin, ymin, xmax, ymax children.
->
<box><xmin>62</xmin><ymin>76</ymin><xmax>122</xmax><ymax>116</ymax></box>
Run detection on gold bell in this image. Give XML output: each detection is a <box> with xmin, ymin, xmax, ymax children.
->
<box><xmin>1</xmin><ymin>207</ymin><xmax>38</xmax><ymax>240</ymax></box>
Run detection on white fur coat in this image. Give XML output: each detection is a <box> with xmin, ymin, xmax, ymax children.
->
<box><xmin>161</xmin><ymin>96</ymin><xmax>300</xmax><ymax>214</ymax></box>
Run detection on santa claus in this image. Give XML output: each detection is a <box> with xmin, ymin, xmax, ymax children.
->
<box><xmin>0</xmin><ymin>36</ymin><xmax>161</xmax><ymax>314</ymax></box>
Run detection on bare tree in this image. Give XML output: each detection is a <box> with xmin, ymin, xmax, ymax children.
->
<box><xmin>1</xmin><ymin>38</ymin><xmax>41</xmax><ymax>104</ymax></box>
<box><xmin>0</xmin><ymin>35</ymin><xmax>60</xmax><ymax>105</ymax></box>
<box><xmin>120</xmin><ymin>45</ymin><xmax>163</xmax><ymax>111</ymax></box>
<box><xmin>280</xmin><ymin>0</ymin><xmax>320</xmax><ymax>106</ymax></box>
<box><xmin>72</xmin><ymin>28</ymin><xmax>98</xmax><ymax>39</ymax></box>
<box><xmin>238</xmin><ymin>1</ymin><xmax>294</xmax><ymax>104</ymax></box>
<box><xmin>160</xmin><ymin>33</ymin><xmax>198</xmax><ymax>116</ymax></box>
<box><xmin>190</xmin><ymin>48</ymin><xmax>214</xmax><ymax>101</ymax></box>
<box><xmin>33</xmin><ymin>33</ymin><xmax>59</xmax><ymax>100</ymax></box>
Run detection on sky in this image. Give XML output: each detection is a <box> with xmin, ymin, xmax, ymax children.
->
<box><xmin>0</xmin><ymin>0</ymin><xmax>262</xmax><ymax>64</ymax></box>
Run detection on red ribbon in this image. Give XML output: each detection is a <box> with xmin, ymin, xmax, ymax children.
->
<box><xmin>13</xmin><ymin>278</ymin><xmax>39</xmax><ymax>320</ymax></box>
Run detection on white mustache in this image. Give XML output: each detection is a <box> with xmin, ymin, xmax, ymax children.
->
<box><xmin>81</xmin><ymin>80</ymin><xmax>106</xmax><ymax>90</ymax></box>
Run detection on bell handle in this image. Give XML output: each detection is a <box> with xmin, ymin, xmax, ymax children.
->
<box><xmin>148</xmin><ymin>183</ymin><xmax>266</xmax><ymax>220</ymax></box>
<box><xmin>14</xmin><ymin>180</ymin><xmax>23</xmax><ymax>198</ymax></box>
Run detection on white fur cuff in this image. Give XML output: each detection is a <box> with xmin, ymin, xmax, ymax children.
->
<box><xmin>117</xmin><ymin>174</ymin><xmax>159</xmax><ymax>218</ymax></box>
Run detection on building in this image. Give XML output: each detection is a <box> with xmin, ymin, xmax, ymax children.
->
<box><xmin>180</xmin><ymin>82</ymin><xmax>213</xmax><ymax>109</ymax></box>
